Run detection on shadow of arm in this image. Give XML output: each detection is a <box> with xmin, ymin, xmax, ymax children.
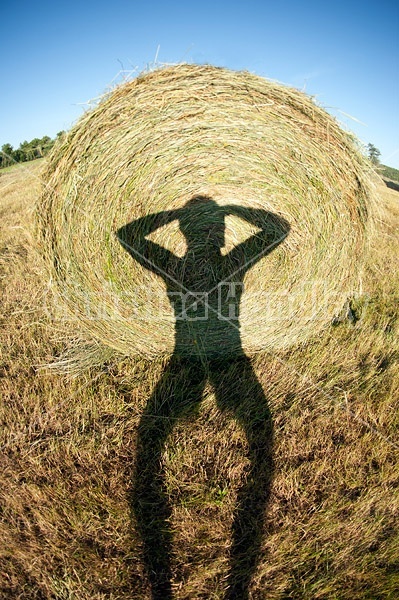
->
<box><xmin>224</xmin><ymin>206</ymin><xmax>290</xmax><ymax>271</ymax></box>
<box><xmin>116</xmin><ymin>211</ymin><xmax>180</xmax><ymax>274</ymax></box>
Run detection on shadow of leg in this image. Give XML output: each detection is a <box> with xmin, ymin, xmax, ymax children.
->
<box><xmin>211</xmin><ymin>357</ymin><xmax>274</xmax><ymax>600</ymax></box>
<box><xmin>131</xmin><ymin>357</ymin><xmax>206</xmax><ymax>599</ymax></box>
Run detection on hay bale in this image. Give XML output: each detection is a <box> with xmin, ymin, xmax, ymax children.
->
<box><xmin>38</xmin><ymin>63</ymin><xmax>378</xmax><ymax>361</ymax></box>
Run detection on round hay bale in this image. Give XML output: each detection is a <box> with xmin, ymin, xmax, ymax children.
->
<box><xmin>38</xmin><ymin>64</ymin><xmax>378</xmax><ymax>361</ymax></box>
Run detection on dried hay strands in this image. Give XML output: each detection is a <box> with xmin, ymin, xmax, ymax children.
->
<box><xmin>38</xmin><ymin>64</ymin><xmax>378</xmax><ymax>361</ymax></box>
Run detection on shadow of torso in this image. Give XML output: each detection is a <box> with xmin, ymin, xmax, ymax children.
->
<box><xmin>165</xmin><ymin>250</ymin><xmax>244</xmax><ymax>358</ymax></box>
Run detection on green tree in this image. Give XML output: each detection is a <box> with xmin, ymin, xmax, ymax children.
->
<box><xmin>1</xmin><ymin>143</ymin><xmax>15</xmax><ymax>167</ymax></box>
<box><xmin>1</xmin><ymin>131</ymin><xmax>65</xmax><ymax>169</ymax></box>
<box><xmin>367</xmin><ymin>143</ymin><xmax>381</xmax><ymax>165</ymax></box>
<box><xmin>18</xmin><ymin>140</ymin><xmax>35</xmax><ymax>161</ymax></box>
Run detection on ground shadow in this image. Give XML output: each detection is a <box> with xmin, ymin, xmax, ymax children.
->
<box><xmin>384</xmin><ymin>178</ymin><xmax>399</xmax><ymax>193</ymax></box>
<box><xmin>117</xmin><ymin>197</ymin><xmax>290</xmax><ymax>599</ymax></box>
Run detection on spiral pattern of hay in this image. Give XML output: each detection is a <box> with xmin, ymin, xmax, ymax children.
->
<box><xmin>38</xmin><ymin>64</ymin><xmax>378</xmax><ymax>360</ymax></box>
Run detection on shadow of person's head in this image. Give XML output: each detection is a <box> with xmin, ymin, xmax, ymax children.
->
<box><xmin>178</xmin><ymin>195</ymin><xmax>226</xmax><ymax>253</ymax></box>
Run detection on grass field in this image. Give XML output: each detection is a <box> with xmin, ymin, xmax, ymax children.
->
<box><xmin>1</xmin><ymin>159</ymin><xmax>398</xmax><ymax>599</ymax></box>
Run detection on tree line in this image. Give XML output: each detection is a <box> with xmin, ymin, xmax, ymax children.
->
<box><xmin>0</xmin><ymin>132</ymin><xmax>65</xmax><ymax>169</ymax></box>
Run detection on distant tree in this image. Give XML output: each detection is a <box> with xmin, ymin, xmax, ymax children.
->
<box><xmin>1</xmin><ymin>131</ymin><xmax>65</xmax><ymax>169</ymax></box>
<box><xmin>12</xmin><ymin>148</ymin><xmax>25</xmax><ymax>162</ymax></box>
<box><xmin>19</xmin><ymin>140</ymin><xmax>35</xmax><ymax>161</ymax></box>
<box><xmin>367</xmin><ymin>143</ymin><xmax>381</xmax><ymax>166</ymax></box>
<box><xmin>41</xmin><ymin>135</ymin><xmax>55</xmax><ymax>154</ymax></box>
<box><xmin>1</xmin><ymin>143</ymin><xmax>15</xmax><ymax>167</ymax></box>
<box><xmin>29</xmin><ymin>138</ymin><xmax>44</xmax><ymax>157</ymax></box>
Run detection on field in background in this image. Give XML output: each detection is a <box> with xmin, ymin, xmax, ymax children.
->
<box><xmin>1</xmin><ymin>160</ymin><xmax>398</xmax><ymax>599</ymax></box>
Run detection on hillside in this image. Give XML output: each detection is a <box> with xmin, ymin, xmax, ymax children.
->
<box><xmin>1</xmin><ymin>161</ymin><xmax>398</xmax><ymax>599</ymax></box>
<box><xmin>379</xmin><ymin>164</ymin><xmax>399</xmax><ymax>183</ymax></box>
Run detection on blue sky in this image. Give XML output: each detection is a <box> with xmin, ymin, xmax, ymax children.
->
<box><xmin>1</xmin><ymin>0</ymin><xmax>398</xmax><ymax>167</ymax></box>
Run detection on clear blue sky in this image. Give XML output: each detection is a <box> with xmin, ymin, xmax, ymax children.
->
<box><xmin>1</xmin><ymin>0</ymin><xmax>398</xmax><ymax>167</ymax></box>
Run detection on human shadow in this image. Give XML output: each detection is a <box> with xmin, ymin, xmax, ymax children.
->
<box><xmin>117</xmin><ymin>197</ymin><xmax>290</xmax><ymax>599</ymax></box>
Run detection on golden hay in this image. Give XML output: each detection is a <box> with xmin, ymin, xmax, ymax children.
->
<box><xmin>37</xmin><ymin>64</ymin><xmax>379</xmax><ymax>361</ymax></box>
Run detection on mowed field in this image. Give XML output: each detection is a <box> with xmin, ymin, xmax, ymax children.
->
<box><xmin>1</xmin><ymin>159</ymin><xmax>398</xmax><ymax>599</ymax></box>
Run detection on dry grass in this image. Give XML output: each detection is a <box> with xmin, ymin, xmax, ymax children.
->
<box><xmin>1</xmin><ymin>160</ymin><xmax>398</xmax><ymax>598</ymax></box>
<box><xmin>37</xmin><ymin>64</ymin><xmax>379</xmax><ymax>365</ymax></box>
